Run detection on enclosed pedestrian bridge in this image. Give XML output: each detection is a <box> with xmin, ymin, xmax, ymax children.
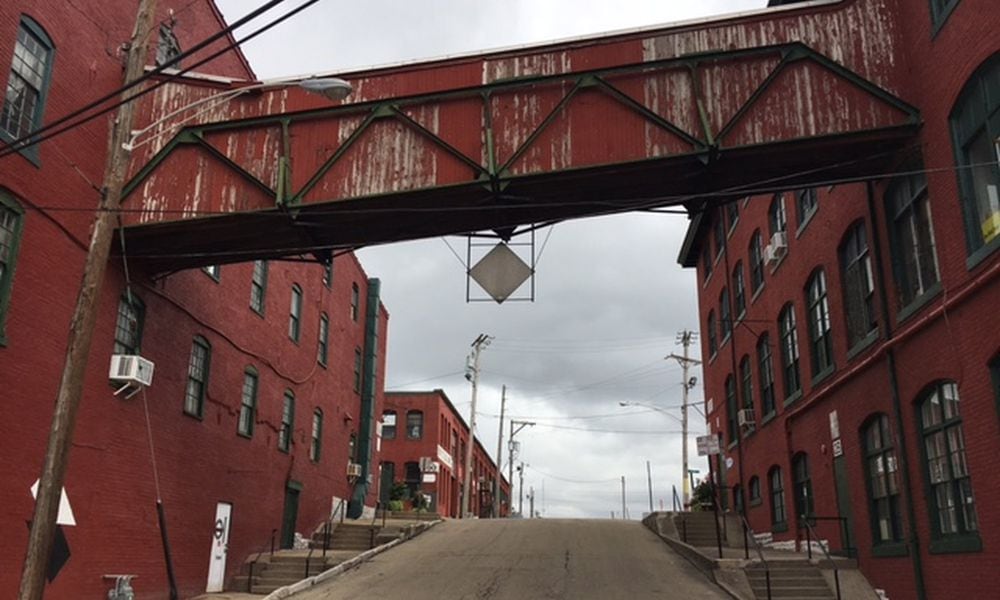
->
<box><xmin>119</xmin><ymin>0</ymin><xmax>919</xmax><ymax>273</ymax></box>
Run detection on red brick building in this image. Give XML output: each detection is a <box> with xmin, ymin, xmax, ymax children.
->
<box><xmin>679</xmin><ymin>2</ymin><xmax>999</xmax><ymax>599</ymax></box>
<box><xmin>381</xmin><ymin>390</ymin><xmax>511</xmax><ymax>518</ymax></box>
<box><xmin>0</xmin><ymin>2</ymin><xmax>388</xmax><ymax>599</ymax></box>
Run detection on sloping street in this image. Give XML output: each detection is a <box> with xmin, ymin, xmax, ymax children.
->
<box><xmin>290</xmin><ymin>519</ymin><xmax>728</xmax><ymax>600</ymax></box>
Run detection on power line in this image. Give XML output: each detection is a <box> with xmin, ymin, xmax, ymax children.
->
<box><xmin>0</xmin><ymin>0</ymin><xmax>319</xmax><ymax>160</ymax></box>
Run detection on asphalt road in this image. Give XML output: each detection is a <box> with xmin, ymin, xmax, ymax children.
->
<box><xmin>291</xmin><ymin>518</ymin><xmax>729</xmax><ymax>600</ymax></box>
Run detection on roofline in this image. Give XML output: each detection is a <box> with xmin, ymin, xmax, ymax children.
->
<box><xmin>677</xmin><ymin>211</ymin><xmax>706</xmax><ymax>268</ymax></box>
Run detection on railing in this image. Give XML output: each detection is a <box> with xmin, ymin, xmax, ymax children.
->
<box><xmin>800</xmin><ymin>515</ymin><xmax>856</xmax><ymax>560</ymax></box>
<box><xmin>672</xmin><ymin>485</ymin><xmax>683</xmax><ymax>512</ymax></box>
<box><xmin>306</xmin><ymin>499</ymin><xmax>348</xmax><ymax>578</ymax></box>
<box><xmin>246</xmin><ymin>528</ymin><xmax>277</xmax><ymax>592</ymax></box>
<box><xmin>738</xmin><ymin>514</ymin><xmax>771</xmax><ymax>600</ymax></box>
<box><xmin>802</xmin><ymin>517</ymin><xmax>842</xmax><ymax>600</ymax></box>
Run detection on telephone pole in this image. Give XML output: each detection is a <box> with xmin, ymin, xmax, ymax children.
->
<box><xmin>19</xmin><ymin>2</ymin><xmax>159</xmax><ymax>599</ymax></box>
<box><xmin>517</xmin><ymin>462</ymin><xmax>526</xmax><ymax>517</ymax></box>
<box><xmin>621</xmin><ymin>476</ymin><xmax>627</xmax><ymax>520</ymax></box>
<box><xmin>507</xmin><ymin>419</ymin><xmax>534</xmax><ymax>516</ymax></box>
<box><xmin>462</xmin><ymin>334</ymin><xmax>491</xmax><ymax>518</ymax></box>
<box><xmin>529</xmin><ymin>486</ymin><xmax>535</xmax><ymax>519</ymax></box>
<box><xmin>668</xmin><ymin>330</ymin><xmax>701</xmax><ymax>509</ymax></box>
<box><xmin>492</xmin><ymin>385</ymin><xmax>506</xmax><ymax>518</ymax></box>
<box><xmin>646</xmin><ymin>460</ymin><xmax>654</xmax><ymax>514</ymax></box>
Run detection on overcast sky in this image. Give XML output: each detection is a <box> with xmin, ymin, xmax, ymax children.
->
<box><xmin>214</xmin><ymin>0</ymin><xmax>767</xmax><ymax>519</ymax></box>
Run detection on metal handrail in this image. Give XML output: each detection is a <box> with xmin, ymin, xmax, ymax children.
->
<box><xmin>306</xmin><ymin>499</ymin><xmax>348</xmax><ymax>578</ymax></box>
<box><xmin>738</xmin><ymin>514</ymin><xmax>772</xmax><ymax>600</ymax></box>
<box><xmin>369</xmin><ymin>501</ymin><xmax>381</xmax><ymax>549</ymax></box>
<box><xmin>246</xmin><ymin>528</ymin><xmax>277</xmax><ymax>592</ymax></box>
<box><xmin>672</xmin><ymin>485</ymin><xmax>683</xmax><ymax>512</ymax></box>
<box><xmin>802</xmin><ymin>515</ymin><xmax>855</xmax><ymax>559</ymax></box>
<box><xmin>802</xmin><ymin>516</ymin><xmax>842</xmax><ymax>600</ymax></box>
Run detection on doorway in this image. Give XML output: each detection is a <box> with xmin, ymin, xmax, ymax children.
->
<box><xmin>280</xmin><ymin>482</ymin><xmax>301</xmax><ymax>550</ymax></box>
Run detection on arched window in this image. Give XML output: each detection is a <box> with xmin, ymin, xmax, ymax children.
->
<box><xmin>792</xmin><ymin>452</ymin><xmax>814</xmax><ymax>519</ymax></box>
<box><xmin>757</xmin><ymin>334</ymin><xmax>776</xmax><ymax>417</ymax></box>
<box><xmin>184</xmin><ymin>336</ymin><xmax>211</xmax><ymax>418</ymax></box>
<box><xmin>238</xmin><ymin>367</ymin><xmax>258</xmax><ymax>437</ymax></box>
<box><xmin>769</xmin><ymin>193</ymin><xmax>787</xmax><ymax>236</ymax></box>
<box><xmin>706</xmin><ymin>310</ymin><xmax>717</xmax><ymax>356</ymax></box>
<box><xmin>862</xmin><ymin>414</ymin><xmax>902</xmax><ymax>545</ymax></box>
<box><xmin>885</xmin><ymin>170</ymin><xmax>940</xmax><ymax>308</ymax></box>
<box><xmin>749</xmin><ymin>230</ymin><xmax>765</xmax><ymax>294</ymax></box>
<box><xmin>1</xmin><ymin>16</ymin><xmax>55</xmax><ymax>162</ymax></box>
<box><xmin>740</xmin><ymin>355</ymin><xmax>754</xmax><ymax>432</ymax></box>
<box><xmin>113</xmin><ymin>293</ymin><xmax>145</xmax><ymax>355</ymax></box>
<box><xmin>749</xmin><ymin>476</ymin><xmax>761</xmax><ymax>506</ymax></box>
<box><xmin>778</xmin><ymin>304</ymin><xmax>801</xmax><ymax>399</ymax></box>
<box><xmin>317</xmin><ymin>313</ymin><xmax>329</xmax><ymax>365</ymax></box>
<box><xmin>805</xmin><ymin>269</ymin><xmax>833</xmax><ymax>377</ymax></box>
<box><xmin>288</xmin><ymin>284</ymin><xmax>303</xmax><ymax>342</ymax></box>
<box><xmin>407</xmin><ymin>410</ymin><xmax>424</xmax><ymax>439</ymax></box>
<box><xmin>351</xmin><ymin>282</ymin><xmax>360</xmax><ymax>321</ymax></box>
<box><xmin>250</xmin><ymin>260</ymin><xmax>268</xmax><ymax>314</ymax></box>
<box><xmin>278</xmin><ymin>390</ymin><xmax>294</xmax><ymax>452</ymax></box>
<box><xmin>0</xmin><ymin>191</ymin><xmax>24</xmax><ymax>339</ymax></box>
<box><xmin>310</xmin><ymin>409</ymin><xmax>323</xmax><ymax>462</ymax></box>
<box><xmin>769</xmin><ymin>466</ymin><xmax>787</xmax><ymax>529</ymax></box>
<box><xmin>719</xmin><ymin>287</ymin><xmax>732</xmax><ymax>342</ymax></box>
<box><xmin>950</xmin><ymin>52</ymin><xmax>1000</xmax><ymax>258</ymax></box>
<box><xmin>839</xmin><ymin>222</ymin><xmax>877</xmax><ymax>348</ymax></box>
<box><xmin>732</xmin><ymin>262</ymin><xmax>746</xmax><ymax>319</ymax></box>
<box><xmin>918</xmin><ymin>382</ymin><xmax>978</xmax><ymax>540</ymax></box>
<box><xmin>382</xmin><ymin>410</ymin><xmax>397</xmax><ymax>440</ymax></box>
<box><xmin>713</xmin><ymin>208</ymin><xmax>726</xmax><ymax>258</ymax></box>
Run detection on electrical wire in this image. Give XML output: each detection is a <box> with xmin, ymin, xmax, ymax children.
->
<box><xmin>386</xmin><ymin>371</ymin><xmax>465</xmax><ymax>390</ymax></box>
<box><xmin>524</xmin><ymin>465</ymin><xmax>619</xmax><ymax>484</ymax></box>
<box><xmin>0</xmin><ymin>0</ymin><xmax>318</xmax><ymax>159</ymax></box>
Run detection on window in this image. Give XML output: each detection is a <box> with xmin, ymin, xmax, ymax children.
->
<box><xmin>929</xmin><ymin>0</ymin><xmax>962</xmax><ymax>29</ymax></box>
<box><xmin>732</xmin><ymin>263</ymin><xmax>746</xmax><ymax>319</ymax></box>
<box><xmin>886</xmin><ymin>172</ymin><xmax>940</xmax><ymax>310</ymax></box>
<box><xmin>769</xmin><ymin>466</ymin><xmax>787</xmax><ymax>529</ymax></box>
<box><xmin>713</xmin><ymin>209</ymin><xmax>726</xmax><ymax>259</ymax></box>
<box><xmin>749</xmin><ymin>233</ymin><xmax>765</xmax><ymax>296</ymax></box>
<box><xmin>757</xmin><ymin>334</ymin><xmax>776</xmax><ymax>417</ymax></box>
<box><xmin>407</xmin><ymin>410</ymin><xmax>424</xmax><ymax>439</ymax></box>
<box><xmin>350</xmin><ymin>283</ymin><xmax>360</xmax><ymax>321</ymax></box>
<box><xmin>382</xmin><ymin>410</ymin><xmax>397</xmax><ymax>440</ymax></box>
<box><xmin>183</xmin><ymin>336</ymin><xmax>210</xmax><ymax>418</ymax></box>
<box><xmin>380</xmin><ymin>462</ymin><xmax>395</xmax><ymax>503</ymax></box>
<box><xmin>863</xmin><ymin>414</ymin><xmax>903</xmax><ymax>545</ymax></box>
<box><xmin>1</xmin><ymin>17</ymin><xmax>54</xmax><ymax>148</ymax></box>
<box><xmin>725</xmin><ymin>375</ymin><xmax>738</xmax><ymax>445</ymax></box>
<box><xmin>353</xmin><ymin>348</ymin><xmax>362</xmax><ymax>393</ymax></box>
<box><xmin>202</xmin><ymin>264</ymin><xmax>220</xmax><ymax>280</ymax></box>
<box><xmin>950</xmin><ymin>54</ymin><xmax>1000</xmax><ymax>258</ymax></box>
<box><xmin>769</xmin><ymin>193</ymin><xmax>787</xmax><ymax>236</ymax></box>
<box><xmin>706</xmin><ymin>311</ymin><xmax>718</xmax><ymax>356</ymax></box>
<box><xmin>806</xmin><ymin>270</ymin><xmax>834</xmax><ymax>377</ymax></box>
<box><xmin>113</xmin><ymin>293</ymin><xmax>145</xmax><ymax>355</ymax></box>
<box><xmin>719</xmin><ymin>287</ymin><xmax>732</xmax><ymax>342</ymax></box>
<box><xmin>289</xmin><ymin>284</ymin><xmax>302</xmax><ymax>342</ymax></box>
<box><xmin>238</xmin><ymin>368</ymin><xmax>258</xmax><ymax>437</ymax></box>
<box><xmin>919</xmin><ymin>382</ymin><xmax>978</xmax><ymax>539</ymax></box>
<box><xmin>749</xmin><ymin>476</ymin><xmax>761</xmax><ymax>505</ymax></box>
<box><xmin>740</xmin><ymin>355</ymin><xmax>754</xmax><ymax>433</ymax></box>
<box><xmin>317</xmin><ymin>313</ymin><xmax>329</xmax><ymax>366</ymax></box>
<box><xmin>792</xmin><ymin>453</ymin><xmax>814</xmax><ymax>519</ymax></box>
<box><xmin>155</xmin><ymin>22</ymin><xmax>181</xmax><ymax>67</ymax></box>
<box><xmin>795</xmin><ymin>188</ymin><xmax>818</xmax><ymax>227</ymax></box>
<box><xmin>404</xmin><ymin>461</ymin><xmax>421</xmax><ymax>495</ymax></box>
<box><xmin>778</xmin><ymin>304</ymin><xmax>802</xmax><ymax>398</ymax></box>
<box><xmin>725</xmin><ymin>201</ymin><xmax>739</xmax><ymax>232</ymax></box>
<box><xmin>0</xmin><ymin>193</ymin><xmax>24</xmax><ymax>339</ymax></box>
<box><xmin>702</xmin><ymin>244</ymin><xmax>713</xmax><ymax>280</ymax></box>
<box><xmin>840</xmin><ymin>222</ymin><xmax>877</xmax><ymax>347</ymax></box>
<box><xmin>310</xmin><ymin>409</ymin><xmax>323</xmax><ymax>462</ymax></box>
<box><xmin>322</xmin><ymin>260</ymin><xmax>333</xmax><ymax>288</ymax></box>
<box><xmin>250</xmin><ymin>260</ymin><xmax>267</xmax><ymax>314</ymax></box>
<box><xmin>279</xmin><ymin>391</ymin><xmax>294</xmax><ymax>453</ymax></box>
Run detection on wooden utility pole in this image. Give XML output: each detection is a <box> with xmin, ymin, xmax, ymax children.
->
<box><xmin>462</xmin><ymin>334</ymin><xmax>490</xmax><ymax>518</ymax></box>
<box><xmin>18</xmin><ymin>2</ymin><xmax>158</xmax><ymax>598</ymax></box>
<box><xmin>668</xmin><ymin>331</ymin><xmax>700</xmax><ymax>509</ymax></box>
<box><xmin>493</xmin><ymin>385</ymin><xmax>506</xmax><ymax>518</ymax></box>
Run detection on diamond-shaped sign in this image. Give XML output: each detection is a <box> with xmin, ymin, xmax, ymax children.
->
<box><xmin>469</xmin><ymin>243</ymin><xmax>533</xmax><ymax>304</ymax></box>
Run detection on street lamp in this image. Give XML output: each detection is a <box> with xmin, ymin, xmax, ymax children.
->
<box><xmin>124</xmin><ymin>75</ymin><xmax>352</xmax><ymax>151</ymax></box>
<box><xmin>618</xmin><ymin>400</ymin><xmax>683</xmax><ymax>424</ymax></box>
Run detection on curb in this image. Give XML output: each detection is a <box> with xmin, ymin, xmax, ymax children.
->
<box><xmin>260</xmin><ymin>520</ymin><xmax>443</xmax><ymax>600</ymax></box>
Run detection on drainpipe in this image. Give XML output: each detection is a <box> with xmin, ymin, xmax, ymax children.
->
<box><xmin>349</xmin><ymin>278</ymin><xmax>382</xmax><ymax>518</ymax></box>
<box><xmin>865</xmin><ymin>181</ymin><xmax>927</xmax><ymax>600</ymax></box>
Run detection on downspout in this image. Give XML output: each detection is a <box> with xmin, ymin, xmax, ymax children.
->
<box><xmin>349</xmin><ymin>278</ymin><xmax>382</xmax><ymax>518</ymax></box>
<box><xmin>865</xmin><ymin>181</ymin><xmax>927</xmax><ymax>600</ymax></box>
<box><xmin>721</xmin><ymin>218</ymin><xmax>747</xmax><ymax>520</ymax></box>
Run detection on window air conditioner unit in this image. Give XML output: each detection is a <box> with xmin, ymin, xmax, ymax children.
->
<box><xmin>738</xmin><ymin>409</ymin><xmax>756</xmax><ymax>428</ymax></box>
<box><xmin>765</xmin><ymin>232</ymin><xmax>788</xmax><ymax>267</ymax></box>
<box><xmin>346</xmin><ymin>463</ymin><xmax>363</xmax><ymax>478</ymax></box>
<box><xmin>109</xmin><ymin>355</ymin><xmax>155</xmax><ymax>387</ymax></box>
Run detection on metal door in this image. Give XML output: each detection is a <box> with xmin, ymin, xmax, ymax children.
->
<box><xmin>205</xmin><ymin>502</ymin><xmax>232</xmax><ymax>593</ymax></box>
<box><xmin>280</xmin><ymin>485</ymin><xmax>300</xmax><ymax>549</ymax></box>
